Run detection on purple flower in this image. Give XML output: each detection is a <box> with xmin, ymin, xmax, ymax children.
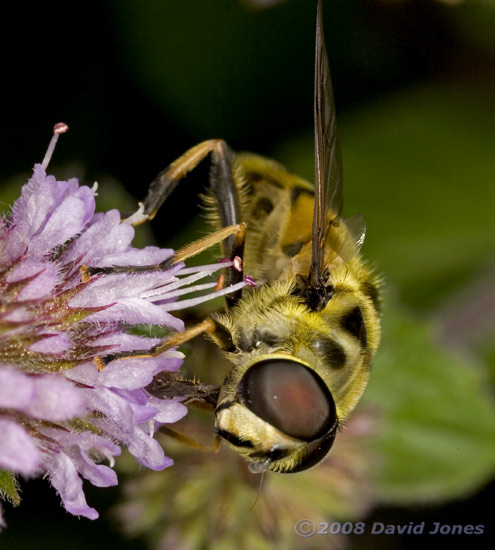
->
<box><xmin>0</xmin><ymin>125</ymin><xmax>248</xmax><ymax>527</ymax></box>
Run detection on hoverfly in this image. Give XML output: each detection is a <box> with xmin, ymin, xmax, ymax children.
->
<box><xmin>84</xmin><ymin>0</ymin><xmax>381</xmax><ymax>474</ymax></box>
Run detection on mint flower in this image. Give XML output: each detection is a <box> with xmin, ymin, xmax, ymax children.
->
<box><xmin>0</xmin><ymin>124</ymin><xmax>248</xmax><ymax>527</ymax></box>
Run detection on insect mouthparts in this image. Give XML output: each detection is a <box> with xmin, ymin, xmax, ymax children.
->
<box><xmin>292</xmin><ymin>275</ymin><xmax>334</xmax><ymax>312</ymax></box>
<box><xmin>248</xmin><ymin>459</ymin><xmax>271</xmax><ymax>474</ymax></box>
<box><xmin>304</xmin><ymin>284</ymin><xmax>334</xmax><ymax>312</ymax></box>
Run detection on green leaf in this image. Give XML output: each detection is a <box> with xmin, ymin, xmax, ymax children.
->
<box><xmin>0</xmin><ymin>470</ymin><xmax>21</xmax><ymax>507</ymax></box>
<box><xmin>364</xmin><ymin>298</ymin><xmax>495</xmax><ymax>503</ymax></box>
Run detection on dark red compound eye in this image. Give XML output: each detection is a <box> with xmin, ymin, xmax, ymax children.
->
<box><xmin>238</xmin><ymin>359</ymin><xmax>337</xmax><ymax>442</ymax></box>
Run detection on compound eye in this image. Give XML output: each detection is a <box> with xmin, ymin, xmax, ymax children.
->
<box><xmin>238</xmin><ymin>359</ymin><xmax>337</xmax><ymax>441</ymax></box>
<box><xmin>287</xmin><ymin>428</ymin><xmax>337</xmax><ymax>473</ymax></box>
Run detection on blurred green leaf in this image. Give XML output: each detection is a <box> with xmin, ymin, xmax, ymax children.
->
<box><xmin>364</xmin><ymin>296</ymin><xmax>495</xmax><ymax>503</ymax></box>
<box><xmin>449</xmin><ymin>0</ymin><xmax>495</xmax><ymax>54</ymax></box>
<box><xmin>343</xmin><ymin>87</ymin><xmax>494</xmax><ymax>309</ymax></box>
<box><xmin>279</xmin><ymin>86</ymin><xmax>495</xmax><ymax>308</ymax></box>
<box><xmin>0</xmin><ymin>471</ymin><xmax>21</xmax><ymax>507</ymax></box>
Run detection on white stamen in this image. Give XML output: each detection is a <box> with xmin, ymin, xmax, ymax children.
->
<box><xmin>163</xmin><ymin>279</ymin><xmax>248</xmax><ymax>311</ymax></box>
<box><xmin>142</xmin><ymin>281</ymin><xmax>217</xmax><ymax>302</ymax></box>
<box><xmin>148</xmin><ymin>419</ymin><xmax>155</xmax><ymax>438</ymax></box>
<box><xmin>98</xmin><ymin>445</ymin><xmax>115</xmax><ymax>468</ymax></box>
<box><xmin>41</xmin><ymin>122</ymin><xmax>69</xmax><ymax>171</ymax></box>
<box><xmin>139</xmin><ymin>258</ymin><xmax>253</xmax><ymax>309</ymax></box>
<box><xmin>91</xmin><ymin>182</ymin><xmax>99</xmax><ymax>195</ymax></box>
<box><xmin>140</xmin><ymin>260</ymin><xmax>237</xmax><ymax>299</ymax></box>
<box><xmin>140</xmin><ymin>270</ymin><xmax>216</xmax><ymax>299</ymax></box>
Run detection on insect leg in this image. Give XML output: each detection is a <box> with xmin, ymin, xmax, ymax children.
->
<box><xmin>147</xmin><ymin>371</ymin><xmax>220</xmax><ymax>409</ymax></box>
<box><xmin>81</xmin><ymin>222</ymin><xmax>246</xmax><ymax>282</ymax></box>
<box><xmin>137</xmin><ymin>139</ymin><xmax>237</xmax><ymax>224</ymax></box>
<box><xmin>167</xmin><ymin>222</ymin><xmax>247</xmax><ymax>308</ymax></box>
<box><xmin>95</xmin><ymin>317</ymin><xmax>236</xmax><ymax>369</ymax></box>
<box><xmin>159</xmin><ymin>426</ymin><xmax>221</xmax><ymax>453</ymax></box>
<box><xmin>169</xmin><ymin>223</ymin><xmax>246</xmax><ymax>266</ymax></box>
<box><xmin>142</xmin><ymin>138</ymin><xmax>245</xmax><ymax>304</ymax></box>
<box><xmin>84</xmin><ymin>139</ymin><xmax>245</xmax><ymax>306</ymax></box>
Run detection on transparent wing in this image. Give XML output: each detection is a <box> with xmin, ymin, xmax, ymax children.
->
<box><xmin>309</xmin><ymin>0</ymin><xmax>343</xmax><ymax>290</ymax></box>
<box><xmin>340</xmin><ymin>213</ymin><xmax>367</xmax><ymax>260</ymax></box>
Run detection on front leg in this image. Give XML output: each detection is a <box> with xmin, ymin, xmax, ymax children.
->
<box><xmin>94</xmin><ymin>317</ymin><xmax>237</xmax><ymax>369</ymax></box>
<box><xmin>83</xmin><ymin>139</ymin><xmax>246</xmax><ymax>307</ymax></box>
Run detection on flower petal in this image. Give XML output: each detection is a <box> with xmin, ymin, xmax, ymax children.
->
<box><xmin>129</xmin><ymin>402</ymin><xmax>160</xmax><ymax>424</ymax></box>
<box><xmin>29</xmin><ymin>333</ymin><xmax>70</xmax><ymax>355</ymax></box>
<box><xmin>83</xmin><ymin>387</ymin><xmax>136</xmax><ymax>434</ymax></box>
<box><xmin>6</xmin><ymin>166</ymin><xmax>96</xmax><ymax>262</ymax></box>
<box><xmin>86</xmin><ymin>299</ymin><xmax>184</xmax><ymax>329</ymax></box>
<box><xmin>147</xmin><ymin>396</ymin><xmax>188</xmax><ymax>424</ymax></box>
<box><xmin>0</xmin><ymin>366</ymin><xmax>34</xmax><ymax>410</ymax></box>
<box><xmin>62</xmin><ymin>210</ymin><xmax>135</xmax><ymax>265</ymax></box>
<box><xmin>74</xmin><ymin>452</ymin><xmax>118</xmax><ymax>488</ymax></box>
<box><xmin>96</xmin><ymin>358</ymin><xmax>179</xmax><ymax>390</ymax></box>
<box><xmin>6</xmin><ymin>260</ymin><xmax>59</xmax><ymax>300</ymax></box>
<box><xmin>37</xmin><ymin>427</ymin><xmax>121</xmax><ymax>488</ymax></box>
<box><xmin>32</xmin><ymin>194</ymin><xmax>93</xmax><ymax>257</ymax></box>
<box><xmin>127</xmin><ymin>427</ymin><xmax>172</xmax><ymax>470</ymax></box>
<box><xmin>93</xmin><ymin>246</ymin><xmax>174</xmax><ymax>268</ymax></box>
<box><xmin>45</xmin><ymin>452</ymin><xmax>99</xmax><ymax>519</ymax></box>
<box><xmin>26</xmin><ymin>375</ymin><xmax>86</xmax><ymax>421</ymax></box>
<box><xmin>67</xmin><ymin>358</ymin><xmax>164</xmax><ymax>391</ymax></box>
<box><xmin>0</xmin><ymin>419</ymin><xmax>40</xmax><ymax>474</ymax></box>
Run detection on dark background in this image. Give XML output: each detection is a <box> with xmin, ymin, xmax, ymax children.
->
<box><xmin>1</xmin><ymin>1</ymin><xmax>493</xmax><ymax>549</ymax></box>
